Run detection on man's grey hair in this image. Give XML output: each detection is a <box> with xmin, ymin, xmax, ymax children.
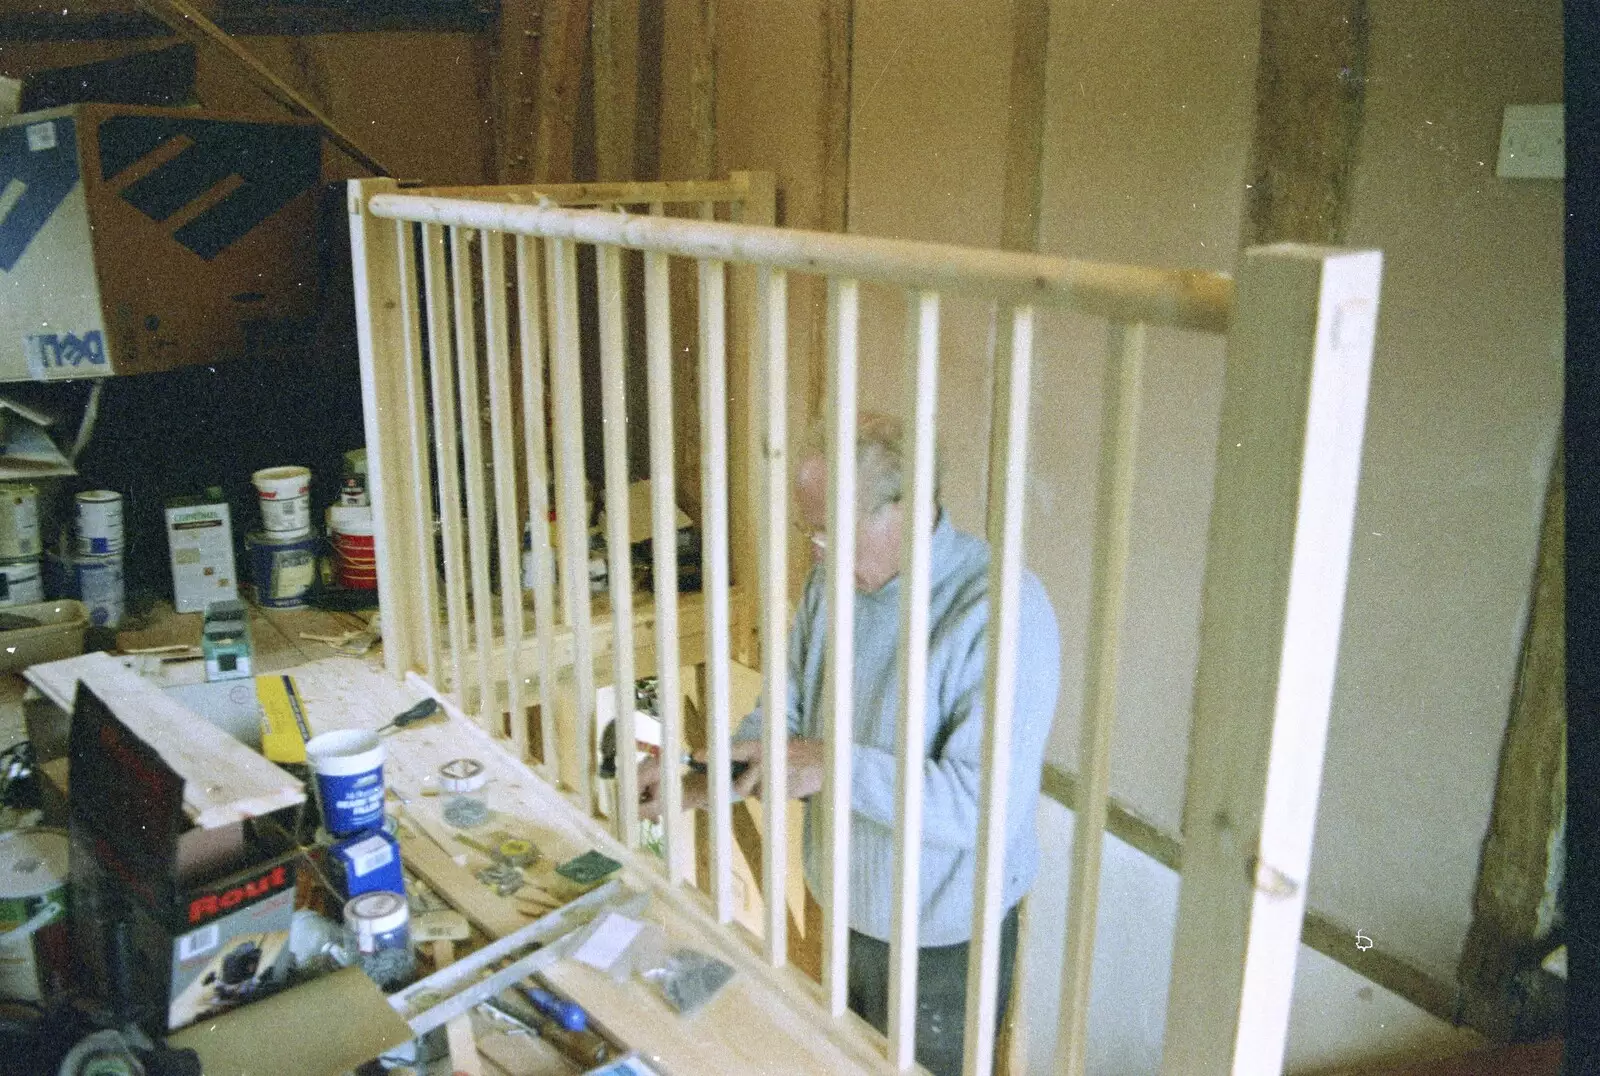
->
<box><xmin>799</xmin><ymin>411</ymin><xmax>941</xmax><ymax>516</ymax></box>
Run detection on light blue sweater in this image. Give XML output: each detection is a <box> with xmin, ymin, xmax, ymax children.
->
<box><xmin>735</xmin><ymin>513</ymin><xmax>1061</xmax><ymax>946</ymax></box>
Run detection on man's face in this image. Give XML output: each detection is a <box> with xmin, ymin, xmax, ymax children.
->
<box><xmin>794</xmin><ymin>454</ymin><xmax>905</xmax><ymax>593</ymax></box>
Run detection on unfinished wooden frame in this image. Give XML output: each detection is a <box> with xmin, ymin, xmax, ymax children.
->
<box><xmin>350</xmin><ymin>174</ymin><xmax>1381</xmax><ymax>1075</ymax></box>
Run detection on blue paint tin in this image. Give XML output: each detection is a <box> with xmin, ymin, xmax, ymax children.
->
<box><xmin>304</xmin><ymin>729</ymin><xmax>386</xmax><ymax>837</ymax></box>
<box><xmin>244</xmin><ymin>529</ymin><xmax>317</xmax><ymax>608</ymax></box>
<box><xmin>54</xmin><ymin>552</ymin><xmax>124</xmax><ymax>628</ymax></box>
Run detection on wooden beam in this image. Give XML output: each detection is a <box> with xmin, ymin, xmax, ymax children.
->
<box><xmin>1242</xmin><ymin>0</ymin><xmax>1371</xmax><ymax>246</ymax></box>
<box><xmin>997</xmin><ymin>0</ymin><xmax>1051</xmax><ymax>254</ymax></box>
<box><xmin>493</xmin><ymin>0</ymin><xmax>542</xmax><ymax>183</ymax></box>
<box><xmin>688</xmin><ymin>0</ymin><xmax>717</xmax><ymax>180</ymax></box>
<box><xmin>1456</xmin><ymin>445</ymin><xmax>1566</xmax><ymax>1039</ymax></box>
<box><xmin>1161</xmin><ymin>246</ymin><xmax>1381</xmax><ymax>1073</ymax></box>
<box><xmin>592</xmin><ymin>0</ymin><xmax>639</xmax><ymax>182</ymax></box>
<box><xmin>366</xmin><ymin>193</ymin><xmax>1236</xmax><ymax>333</ymax></box>
<box><xmin>809</xmin><ymin>0</ymin><xmax>853</xmax><ymax>418</ymax></box>
<box><xmin>0</xmin><ymin>5</ymin><xmax>495</xmax><ymax>39</ymax></box>
<box><xmin>133</xmin><ymin>0</ymin><xmax>393</xmax><ymax>176</ymax></box>
<box><xmin>533</xmin><ymin>0</ymin><xmax>593</xmax><ymax>183</ymax></box>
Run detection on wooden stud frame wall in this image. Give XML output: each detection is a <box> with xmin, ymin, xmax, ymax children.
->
<box><xmin>350</xmin><ymin>177</ymin><xmax>1381</xmax><ymax>1075</ymax></box>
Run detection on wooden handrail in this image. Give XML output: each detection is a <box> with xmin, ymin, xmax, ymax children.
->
<box><xmin>364</xmin><ymin>192</ymin><xmax>1235</xmax><ymax>333</ymax></box>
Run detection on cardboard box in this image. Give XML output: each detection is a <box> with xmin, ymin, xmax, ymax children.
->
<box><xmin>166</xmin><ymin>494</ymin><xmax>238</xmax><ymax>613</ymax></box>
<box><xmin>0</xmin><ymin>104</ymin><xmax>320</xmax><ymax>382</ymax></box>
<box><xmin>67</xmin><ymin>683</ymin><xmax>299</xmax><ymax>1035</ymax></box>
<box><xmin>328</xmin><ymin>829</ymin><xmax>404</xmax><ymax>902</ymax></box>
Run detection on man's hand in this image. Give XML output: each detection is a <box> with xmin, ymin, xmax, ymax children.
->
<box><xmin>637</xmin><ymin>737</ymin><xmax>830</xmax><ymax>818</ymax></box>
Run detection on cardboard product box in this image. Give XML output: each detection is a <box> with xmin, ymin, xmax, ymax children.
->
<box><xmin>166</xmin><ymin>493</ymin><xmax>238</xmax><ymax>614</ymax></box>
<box><xmin>67</xmin><ymin>683</ymin><xmax>299</xmax><ymax>1035</ymax></box>
<box><xmin>0</xmin><ymin>103</ymin><xmax>320</xmax><ymax>383</ymax></box>
<box><xmin>327</xmin><ymin>829</ymin><xmax>404</xmax><ymax>902</ymax></box>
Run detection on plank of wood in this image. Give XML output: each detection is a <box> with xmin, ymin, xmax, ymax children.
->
<box><xmin>446</xmin><ymin>1013</ymin><xmax>484</xmax><ymax>1076</ymax></box>
<box><xmin>1160</xmin><ymin>246</ymin><xmax>1381</xmax><ymax>1073</ymax></box>
<box><xmin>997</xmin><ymin>0</ymin><xmax>1051</xmax><ymax>254</ymax></box>
<box><xmin>699</xmin><ymin>256</ymin><xmax>735</xmax><ymax>924</ymax></box>
<box><xmin>598</xmin><ymin>242</ymin><xmax>638</xmax><ymax>847</ymax></box>
<box><xmin>452</xmin><ymin>226</ymin><xmax>498</xmax><ymax>727</ymax></box>
<box><xmin>134</xmin><ymin>0</ymin><xmax>391</xmax><ymax>175</ymax></box>
<box><xmin>516</xmin><ymin>234</ymin><xmax>560</xmax><ymax>780</ymax></box>
<box><xmin>25</xmin><ymin>652</ymin><xmax>305</xmax><ymax>828</ymax></box>
<box><xmin>424</xmin><ymin>222</ymin><xmax>473</xmax><ymax>710</ymax></box>
<box><xmin>396</xmin><ymin>810</ymin><xmax>529</xmax><ymax>940</ymax></box>
<box><xmin>962</xmin><ymin>305</ymin><xmax>1035</xmax><ymax>1076</ymax></box>
<box><xmin>888</xmin><ymin>289</ymin><xmax>940</xmax><ymax>1071</ymax></box>
<box><xmin>1057</xmin><ymin>321</ymin><xmax>1146</xmax><ymax>1076</ymax></box>
<box><xmin>483</xmin><ymin>230</ymin><xmax>527</xmax><ymax>756</ymax></box>
<box><xmin>821</xmin><ymin>277</ymin><xmax>859</xmax><ymax>1018</ymax></box>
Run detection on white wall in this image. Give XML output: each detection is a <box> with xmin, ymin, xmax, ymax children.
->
<box><xmin>1020</xmin><ymin>801</ymin><xmax>1484</xmax><ymax>1073</ymax></box>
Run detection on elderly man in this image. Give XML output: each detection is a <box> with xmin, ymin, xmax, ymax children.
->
<box><xmin>640</xmin><ymin>412</ymin><xmax>1060</xmax><ymax>1076</ymax></box>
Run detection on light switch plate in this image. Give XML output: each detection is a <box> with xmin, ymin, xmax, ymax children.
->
<box><xmin>1497</xmin><ymin>103</ymin><xmax>1564</xmax><ymax>179</ymax></box>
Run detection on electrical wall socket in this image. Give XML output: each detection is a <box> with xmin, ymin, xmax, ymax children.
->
<box><xmin>1497</xmin><ymin>104</ymin><xmax>1564</xmax><ymax>180</ymax></box>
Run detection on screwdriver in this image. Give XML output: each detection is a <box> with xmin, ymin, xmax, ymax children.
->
<box><xmin>520</xmin><ymin>983</ymin><xmax>588</xmax><ymax>1032</ymax></box>
<box><xmin>376</xmin><ymin>697</ymin><xmax>440</xmax><ymax>734</ymax></box>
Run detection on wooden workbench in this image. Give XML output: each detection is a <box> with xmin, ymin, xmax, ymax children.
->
<box><xmin>283</xmin><ymin>656</ymin><xmax>901</xmax><ymax>1076</ymax></box>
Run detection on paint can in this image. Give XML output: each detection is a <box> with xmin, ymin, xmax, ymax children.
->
<box><xmin>340</xmin><ymin>448</ymin><xmax>369</xmax><ymax>507</ymax></box>
<box><xmin>251</xmin><ymin>466</ymin><xmax>312</xmax><ymax>538</ymax></box>
<box><xmin>327</xmin><ymin>508</ymin><xmax>376</xmax><ymax>590</ymax></box>
<box><xmin>305</xmin><ymin>729</ymin><xmax>386</xmax><ymax>837</ymax></box>
<box><xmin>0</xmin><ymin>828</ymin><xmax>71</xmax><ymax>1003</ymax></box>
<box><xmin>70</xmin><ymin>553</ymin><xmax>124</xmax><ymax>628</ymax></box>
<box><xmin>343</xmin><ymin>890</ymin><xmax>413</xmax><ymax>990</ymax></box>
<box><xmin>0</xmin><ymin>559</ymin><xmax>43</xmax><ymax>608</ymax></box>
<box><xmin>244</xmin><ymin>530</ymin><xmax>318</xmax><ymax>608</ymax></box>
<box><xmin>0</xmin><ymin>484</ymin><xmax>40</xmax><ymax>560</ymax></box>
<box><xmin>74</xmin><ymin>490</ymin><xmax>125</xmax><ymax>556</ymax></box>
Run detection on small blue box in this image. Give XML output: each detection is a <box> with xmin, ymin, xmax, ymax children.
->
<box><xmin>329</xmin><ymin>829</ymin><xmax>404</xmax><ymax>900</ymax></box>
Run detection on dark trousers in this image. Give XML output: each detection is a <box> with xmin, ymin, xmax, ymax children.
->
<box><xmin>846</xmin><ymin>905</ymin><xmax>1020</xmax><ymax>1076</ymax></box>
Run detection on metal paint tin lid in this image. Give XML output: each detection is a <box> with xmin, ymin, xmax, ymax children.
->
<box><xmin>0</xmin><ymin>829</ymin><xmax>68</xmax><ymax>899</ymax></box>
<box><xmin>345</xmin><ymin>890</ymin><xmax>408</xmax><ymax>938</ymax></box>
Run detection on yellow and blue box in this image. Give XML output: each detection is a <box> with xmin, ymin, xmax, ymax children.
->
<box><xmin>0</xmin><ymin>103</ymin><xmax>320</xmax><ymax>382</ymax></box>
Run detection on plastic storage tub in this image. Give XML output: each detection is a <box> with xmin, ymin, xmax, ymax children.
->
<box><xmin>0</xmin><ymin>600</ymin><xmax>88</xmax><ymax>675</ymax></box>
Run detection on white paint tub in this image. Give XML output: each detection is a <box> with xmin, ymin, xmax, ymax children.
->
<box><xmin>75</xmin><ymin>489</ymin><xmax>125</xmax><ymax>556</ymax></box>
<box><xmin>0</xmin><ymin>559</ymin><xmax>43</xmax><ymax>608</ymax></box>
<box><xmin>252</xmin><ymin>466</ymin><xmax>312</xmax><ymax>538</ymax></box>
